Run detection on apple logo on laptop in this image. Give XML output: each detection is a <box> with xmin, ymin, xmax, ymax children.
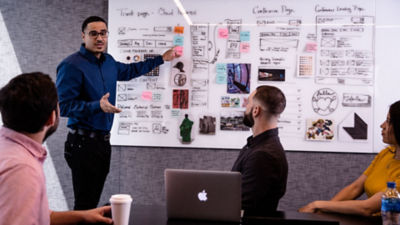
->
<box><xmin>198</xmin><ymin>189</ymin><xmax>207</xmax><ymax>202</ymax></box>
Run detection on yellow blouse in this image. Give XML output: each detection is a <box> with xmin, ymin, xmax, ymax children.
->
<box><xmin>364</xmin><ymin>146</ymin><xmax>400</xmax><ymax>197</ymax></box>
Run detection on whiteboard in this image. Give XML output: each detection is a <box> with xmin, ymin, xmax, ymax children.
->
<box><xmin>108</xmin><ymin>0</ymin><xmax>400</xmax><ymax>153</ymax></box>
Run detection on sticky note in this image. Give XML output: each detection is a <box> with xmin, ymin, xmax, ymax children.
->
<box><xmin>240</xmin><ymin>42</ymin><xmax>250</xmax><ymax>53</ymax></box>
<box><xmin>216</xmin><ymin>63</ymin><xmax>227</xmax><ymax>74</ymax></box>
<box><xmin>173</xmin><ymin>36</ymin><xmax>184</xmax><ymax>46</ymax></box>
<box><xmin>174</xmin><ymin>26</ymin><xmax>184</xmax><ymax>34</ymax></box>
<box><xmin>174</xmin><ymin>46</ymin><xmax>183</xmax><ymax>56</ymax></box>
<box><xmin>216</xmin><ymin>73</ymin><xmax>227</xmax><ymax>84</ymax></box>
<box><xmin>240</xmin><ymin>31</ymin><xmax>250</xmax><ymax>41</ymax></box>
<box><xmin>306</xmin><ymin>42</ymin><xmax>317</xmax><ymax>52</ymax></box>
<box><xmin>141</xmin><ymin>91</ymin><xmax>152</xmax><ymax>101</ymax></box>
<box><xmin>218</xmin><ymin>28</ymin><xmax>229</xmax><ymax>39</ymax></box>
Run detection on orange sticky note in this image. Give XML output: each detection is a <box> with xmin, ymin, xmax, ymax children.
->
<box><xmin>218</xmin><ymin>28</ymin><xmax>229</xmax><ymax>39</ymax></box>
<box><xmin>174</xmin><ymin>26</ymin><xmax>184</xmax><ymax>34</ymax></box>
<box><xmin>240</xmin><ymin>42</ymin><xmax>250</xmax><ymax>53</ymax></box>
<box><xmin>174</xmin><ymin>46</ymin><xmax>183</xmax><ymax>56</ymax></box>
<box><xmin>141</xmin><ymin>91</ymin><xmax>152</xmax><ymax>101</ymax></box>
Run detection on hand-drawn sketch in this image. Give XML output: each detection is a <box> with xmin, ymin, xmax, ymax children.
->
<box><xmin>342</xmin><ymin>93</ymin><xmax>371</xmax><ymax>107</ymax></box>
<box><xmin>227</xmin><ymin>63</ymin><xmax>251</xmax><ymax>94</ymax></box>
<box><xmin>191</xmin><ymin>79</ymin><xmax>208</xmax><ymax>108</ymax></box>
<box><xmin>306</xmin><ymin>118</ymin><xmax>335</xmax><ymax>141</ymax></box>
<box><xmin>118</xmin><ymin>122</ymin><xmax>131</xmax><ymax>135</ymax></box>
<box><xmin>191</xmin><ymin>25</ymin><xmax>210</xmax><ymax>72</ymax></box>
<box><xmin>152</xmin><ymin>122</ymin><xmax>169</xmax><ymax>134</ymax></box>
<box><xmin>225</xmin><ymin>19</ymin><xmax>242</xmax><ymax>59</ymax></box>
<box><xmin>316</xmin><ymin>16</ymin><xmax>375</xmax><ymax>85</ymax></box>
<box><xmin>311</xmin><ymin>88</ymin><xmax>338</xmax><ymax>116</ymax></box>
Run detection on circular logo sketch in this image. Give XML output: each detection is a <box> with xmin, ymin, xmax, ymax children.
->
<box><xmin>174</xmin><ymin>73</ymin><xmax>187</xmax><ymax>86</ymax></box>
<box><xmin>311</xmin><ymin>88</ymin><xmax>338</xmax><ymax>115</ymax></box>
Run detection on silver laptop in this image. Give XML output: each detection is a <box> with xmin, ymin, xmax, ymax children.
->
<box><xmin>165</xmin><ymin>169</ymin><xmax>241</xmax><ymax>222</ymax></box>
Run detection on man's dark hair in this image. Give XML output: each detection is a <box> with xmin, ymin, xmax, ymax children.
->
<box><xmin>81</xmin><ymin>16</ymin><xmax>107</xmax><ymax>32</ymax></box>
<box><xmin>390</xmin><ymin>100</ymin><xmax>400</xmax><ymax>145</ymax></box>
<box><xmin>254</xmin><ymin>85</ymin><xmax>286</xmax><ymax>116</ymax></box>
<box><xmin>0</xmin><ymin>72</ymin><xmax>58</xmax><ymax>133</ymax></box>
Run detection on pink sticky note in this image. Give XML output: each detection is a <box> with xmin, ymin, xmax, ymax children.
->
<box><xmin>240</xmin><ymin>42</ymin><xmax>250</xmax><ymax>53</ymax></box>
<box><xmin>306</xmin><ymin>42</ymin><xmax>317</xmax><ymax>52</ymax></box>
<box><xmin>174</xmin><ymin>46</ymin><xmax>183</xmax><ymax>56</ymax></box>
<box><xmin>218</xmin><ymin>28</ymin><xmax>229</xmax><ymax>39</ymax></box>
<box><xmin>141</xmin><ymin>91</ymin><xmax>152</xmax><ymax>101</ymax></box>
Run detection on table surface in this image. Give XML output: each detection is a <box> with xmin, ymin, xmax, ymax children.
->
<box><xmin>125</xmin><ymin>205</ymin><xmax>382</xmax><ymax>225</ymax></box>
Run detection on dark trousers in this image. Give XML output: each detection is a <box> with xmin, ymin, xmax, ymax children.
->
<box><xmin>64</xmin><ymin>132</ymin><xmax>111</xmax><ymax>210</ymax></box>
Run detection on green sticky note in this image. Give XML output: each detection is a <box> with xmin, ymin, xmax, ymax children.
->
<box><xmin>216</xmin><ymin>63</ymin><xmax>227</xmax><ymax>74</ymax></box>
<box><xmin>216</xmin><ymin>73</ymin><xmax>227</xmax><ymax>84</ymax></box>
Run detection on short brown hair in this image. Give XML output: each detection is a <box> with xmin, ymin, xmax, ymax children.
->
<box><xmin>254</xmin><ymin>85</ymin><xmax>286</xmax><ymax>116</ymax></box>
<box><xmin>0</xmin><ymin>72</ymin><xmax>58</xmax><ymax>133</ymax></box>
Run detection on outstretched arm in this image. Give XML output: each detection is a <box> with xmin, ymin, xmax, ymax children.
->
<box><xmin>299</xmin><ymin>192</ymin><xmax>381</xmax><ymax>216</ymax></box>
<box><xmin>50</xmin><ymin>206</ymin><xmax>112</xmax><ymax>225</ymax></box>
<box><xmin>299</xmin><ymin>174</ymin><xmax>381</xmax><ymax>216</ymax></box>
<box><xmin>331</xmin><ymin>174</ymin><xmax>367</xmax><ymax>201</ymax></box>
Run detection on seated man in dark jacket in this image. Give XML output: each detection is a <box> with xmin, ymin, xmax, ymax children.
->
<box><xmin>232</xmin><ymin>85</ymin><xmax>288</xmax><ymax>216</ymax></box>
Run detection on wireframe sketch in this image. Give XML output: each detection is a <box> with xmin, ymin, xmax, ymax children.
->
<box><xmin>152</xmin><ymin>123</ymin><xmax>169</xmax><ymax>134</ymax></box>
<box><xmin>199</xmin><ymin>116</ymin><xmax>216</xmax><ymax>135</ymax></box>
<box><xmin>225</xmin><ymin>19</ymin><xmax>242</xmax><ymax>59</ymax></box>
<box><xmin>306</xmin><ymin>118</ymin><xmax>335</xmax><ymax>141</ymax></box>
<box><xmin>172</xmin><ymin>89</ymin><xmax>189</xmax><ymax>109</ymax></box>
<box><xmin>180</xmin><ymin>114</ymin><xmax>194</xmax><ymax>143</ymax></box>
<box><xmin>220</xmin><ymin>111</ymin><xmax>249</xmax><ymax>131</ymax></box>
<box><xmin>227</xmin><ymin>63</ymin><xmax>251</xmax><ymax>94</ymax></box>
<box><xmin>311</xmin><ymin>88</ymin><xmax>338</xmax><ymax>115</ymax></box>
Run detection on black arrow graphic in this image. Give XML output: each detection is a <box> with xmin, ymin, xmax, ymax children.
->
<box><xmin>343</xmin><ymin>113</ymin><xmax>368</xmax><ymax>140</ymax></box>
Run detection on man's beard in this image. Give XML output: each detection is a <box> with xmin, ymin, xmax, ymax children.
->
<box><xmin>43</xmin><ymin>113</ymin><xmax>59</xmax><ymax>142</ymax></box>
<box><xmin>243</xmin><ymin>108</ymin><xmax>254</xmax><ymax>127</ymax></box>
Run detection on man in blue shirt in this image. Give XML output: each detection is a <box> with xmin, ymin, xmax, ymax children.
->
<box><xmin>56</xmin><ymin>16</ymin><xmax>179</xmax><ymax>210</ymax></box>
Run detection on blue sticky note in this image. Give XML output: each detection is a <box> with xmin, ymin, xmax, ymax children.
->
<box><xmin>216</xmin><ymin>63</ymin><xmax>227</xmax><ymax>74</ymax></box>
<box><xmin>216</xmin><ymin>73</ymin><xmax>227</xmax><ymax>84</ymax></box>
<box><xmin>173</xmin><ymin>36</ymin><xmax>184</xmax><ymax>46</ymax></box>
<box><xmin>240</xmin><ymin>31</ymin><xmax>250</xmax><ymax>42</ymax></box>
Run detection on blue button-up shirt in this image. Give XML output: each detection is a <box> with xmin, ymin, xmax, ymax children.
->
<box><xmin>56</xmin><ymin>44</ymin><xmax>164</xmax><ymax>132</ymax></box>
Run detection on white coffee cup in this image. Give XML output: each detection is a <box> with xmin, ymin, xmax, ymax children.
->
<box><xmin>110</xmin><ymin>194</ymin><xmax>132</xmax><ymax>225</ymax></box>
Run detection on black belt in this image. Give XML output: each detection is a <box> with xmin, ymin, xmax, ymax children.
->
<box><xmin>68</xmin><ymin>128</ymin><xmax>110</xmax><ymax>142</ymax></box>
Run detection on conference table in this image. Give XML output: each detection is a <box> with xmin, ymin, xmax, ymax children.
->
<box><xmin>122</xmin><ymin>205</ymin><xmax>382</xmax><ymax>225</ymax></box>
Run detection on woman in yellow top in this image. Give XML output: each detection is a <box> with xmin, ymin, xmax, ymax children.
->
<box><xmin>299</xmin><ymin>100</ymin><xmax>400</xmax><ymax>216</ymax></box>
